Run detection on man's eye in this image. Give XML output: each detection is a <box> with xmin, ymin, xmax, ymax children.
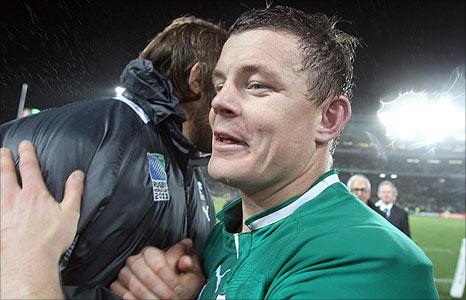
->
<box><xmin>247</xmin><ymin>83</ymin><xmax>269</xmax><ymax>90</ymax></box>
<box><xmin>215</xmin><ymin>83</ymin><xmax>224</xmax><ymax>93</ymax></box>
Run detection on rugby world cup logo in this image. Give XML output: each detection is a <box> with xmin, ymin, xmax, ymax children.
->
<box><xmin>147</xmin><ymin>152</ymin><xmax>170</xmax><ymax>201</ymax></box>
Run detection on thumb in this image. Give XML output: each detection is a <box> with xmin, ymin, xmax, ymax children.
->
<box><xmin>178</xmin><ymin>246</ymin><xmax>202</xmax><ymax>274</ymax></box>
<box><xmin>178</xmin><ymin>255</ymin><xmax>195</xmax><ymax>273</ymax></box>
<box><xmin>165</xmin><ymin>239</ymin><xmax>193</xmax><ymax>270</ymax></box>
<box><xmin>62</xmin><ymin>170</ymin><xmax>85</xmax><ymax>217</ymax></box>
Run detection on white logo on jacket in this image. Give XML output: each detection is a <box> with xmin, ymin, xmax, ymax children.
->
<box><xmin>215</xmin><ymin>265</ymin><xmax>231</xmax><ymax>293</ymax></box>
<box><xmin>197</xmin><ymin>181</ymin><xmax>211</xmax><ymax>222</ymax></box>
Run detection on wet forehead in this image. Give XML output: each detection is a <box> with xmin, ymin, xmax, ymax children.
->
<box><xmin>214</xmin><ymin>29</ymin><xmax>303</xmax><ymax>78</ymax></box>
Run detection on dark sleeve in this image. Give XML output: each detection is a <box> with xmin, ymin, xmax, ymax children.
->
<box><xmin>0</xmin><ymin>102</ymin><xmax>115</xmax><ymax>231</ymax></box>
<box><xmin>185</xmin><ymin>156</ymin><xmax>216</xmax><ymax>256</ymax></box>
<box><xmin>0</xmin><ymin>106</ymin><xmax>124</xmax><ymax>300</ymax></box>
<box><xmin>62</xmin><ymin>114</ymin><xmax>189</xmax><ymax>289</ymax></box>
<box><xmin>0</xmin><ymin>102</ymin><xmax>161</xmax><ymax>299</ymax></box>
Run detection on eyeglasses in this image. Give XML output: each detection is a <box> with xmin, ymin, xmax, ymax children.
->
<box><xmin>351</xmin><ymin>188</ymin><xmax>368</xmax><ymax>193</ymax></box>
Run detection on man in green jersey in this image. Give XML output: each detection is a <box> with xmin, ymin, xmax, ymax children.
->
<box><xmin>109</xmin><ymin>6</ymin><xmax>438</xmax><ymax>300</ymax></box>
<box><xmin>1</xmin><ymin>5</ymin><xmax>438</xmax><ymax>300</ymax></box>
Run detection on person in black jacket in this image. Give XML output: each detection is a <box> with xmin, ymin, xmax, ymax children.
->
<box><xmin>0</xmin><ymin>16</ymin><xmax>226</xmax><ymax>299</ymax></box>
<box><xmin>375</xmin><ymin>180</ymin><xmax>411</xmax><ymax>237</ymax></box>
<box><xmin>347</xmin><ymin>174</ymin><xmax>386</xmax><ymax>217</ymax></box>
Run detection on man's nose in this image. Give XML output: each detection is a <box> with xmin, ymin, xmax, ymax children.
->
<box><xmin>211</xmin><ymin>83</ymin><xmax>241</xmax><ymax>118</ymax></box>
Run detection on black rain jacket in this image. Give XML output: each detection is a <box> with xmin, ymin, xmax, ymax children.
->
<box><xmin>0</xmin><ymin>59</ymin><xmax>216</xmax><ymax>299</ymax></box>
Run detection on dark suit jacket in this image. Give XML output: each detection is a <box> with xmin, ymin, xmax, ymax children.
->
<box><xmin>388</xmin><ymin>205</ymin><xmax>411</xmax><ymax>238</ymax></box>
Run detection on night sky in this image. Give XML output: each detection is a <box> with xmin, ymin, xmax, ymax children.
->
<box><xmin>1</xmin><ymin>0</ymin><xmax>464</xmax><ymax>124</ymax></box>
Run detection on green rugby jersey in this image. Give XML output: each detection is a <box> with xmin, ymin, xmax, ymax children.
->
<box><xmin>199</xmin><ymin>170</ymin><xmax>438</xmax><ymax>299</ymax></box>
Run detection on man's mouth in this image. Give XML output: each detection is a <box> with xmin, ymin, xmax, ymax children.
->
<box><xmin>214</xmin><ymin>132</ymin><xmax>248</xmax><ymax>146</ymax></box>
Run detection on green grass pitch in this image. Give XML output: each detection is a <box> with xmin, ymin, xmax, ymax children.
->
<box><xmin>411</xmin><ymin>216</ymin><xmax>465</xmax><ymax>300</ymax></box>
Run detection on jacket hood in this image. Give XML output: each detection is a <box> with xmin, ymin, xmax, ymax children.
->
<box><xmin>119</xmin><ymin>58</ymin><xmax>187</xmax><ymax>124</ymax></box>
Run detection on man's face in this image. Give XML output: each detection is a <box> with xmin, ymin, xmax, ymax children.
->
<box><xmin>182</xmin><ymin>95</ymin><xmax>213</xmax><ymax>153</ymax></box>
<box><xmin>208</xmin><ymin>29</ymin><xmax>321</xmax><ymax>194</ymax></box>
<box><xmin>349</xmin><ymin>179</ymin><xmax>370</xmax><ymax>204</ymax></box>
<box><xmin>378</xmin><ymin>184</ymin><xmax>396</xmax><ymax>204</ymax></box>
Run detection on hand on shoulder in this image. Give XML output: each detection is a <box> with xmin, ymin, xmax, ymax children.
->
<box><xmin>0</xmin><ymin>141</ymin><xmax>84</xmax><ymax>299</ymax></box>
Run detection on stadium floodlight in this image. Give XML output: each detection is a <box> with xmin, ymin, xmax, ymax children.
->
<box><xmin>115</xmin><ymin>86</ymin><xmax>125</xmax><ymax>96</ymax></box>
<box><xmin>427</xmin><ymin>159</ymin><xmax>441</xmax><ymax>164</ymax></box>
<box><xmin>379</xmin><ymin>173</ymin><xmax>386</xmax><ymax>178</ymax></box>
<box><xmin>378</xmin><ymin>90</ymin><xmax>465</xmax><ymax>146</ymax></box>
<box><xmin>406</xmin><ymin>158</ymin><xmax>420</xmax><ymax>163</ymax></box>
<box><xmin>390</xmin><ymin>174</ymin><xmax>398</xmax><ymax>179</ymax></box>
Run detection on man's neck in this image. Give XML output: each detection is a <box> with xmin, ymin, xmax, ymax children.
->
<box><xmin>239</xmin><ymin>155</ymin><xmax>330</xmax><ymax>232</ymax></box>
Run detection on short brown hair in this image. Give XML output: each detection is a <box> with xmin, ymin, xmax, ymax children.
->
<box><xmin>140</xmin><ymin>16</ymin><xmax>227</xmax><ymax>102</ymax></box>
<box><xmin>230</xmin><ymin>6</ymin><xmax>359</xmax><ymax>105</ymax></box>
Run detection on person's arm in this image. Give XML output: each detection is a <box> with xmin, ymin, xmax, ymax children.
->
<box><xmin>0</xmin><ymin>141</ymin><xmax>84</xmax><ymax>299</ymax></box>
<box><xmin>110</xmin><ymin>239</ymin><xmax>205</xmax><ymax>299</ymax></box>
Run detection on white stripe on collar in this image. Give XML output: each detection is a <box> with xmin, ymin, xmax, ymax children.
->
<box><xmin>234</xmin><ymin>233</ymin><xmax>239</xmax><ymax>259</ymax></box>
<box><xmin>113</xmin><ymin>94</ymin><xmax>150</xmax><ymax>124</ymax></box>
<box><xmin>248</xmin><ymin>174</ymin><xmax>340</xmax><ymax>230</ymax></box>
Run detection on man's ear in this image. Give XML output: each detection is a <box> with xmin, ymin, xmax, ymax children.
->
<box><xmin>188</xmin><ymin>62</ymin><xmax>202</xmax><ymax>97</ymax></box>
<box><xmin>316</xmin><ymin>95</ymin><xmax>352</xmax><ymax>144</ymax></box>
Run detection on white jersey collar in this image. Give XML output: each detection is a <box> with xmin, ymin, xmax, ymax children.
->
<box><xmin>246</xmin><ymin>173</ymin><xmax>340</xmax><ymax>231</ymax></box>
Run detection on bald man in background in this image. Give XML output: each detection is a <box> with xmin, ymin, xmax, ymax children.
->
<box><xmin>347</xmin><ymin>174</ymin><xmax>385</xmax><ymax>217</ymax></box>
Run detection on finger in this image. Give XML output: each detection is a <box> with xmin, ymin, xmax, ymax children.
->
<box><xmin>140</xmin><ymin>248</ymin><xmax>178</xmax><ymax>296</ymax></box>
<box><xmin>121</xmin><ymin>291</ymin><xmax>137</xmax><ymax>300</ymax></box>
<box><xmin>118</xmin><ymin>266</ymin><xmax>159</xmax><ymax>300</ymax></box>
<box><xmin>61</xmin><ymin>170</ymin><xmax>85</xmax><ymax>215</ymax></box>
<box><xmin>177</xmin><ymin>255</ymin><xmax>194</xmax><ymax>273</ymax></box>
<box><xmin>17</xmin><ymin>140</ymin><xmax>46</xmax><ymax>190</ymax></box>
<box><xmin>110</xmin><ymin>280</ymin><xmax>133</xmax><ymax>299</ymax></box>
<box><xmin>143</xmin><ymin>243</ymin><xmax>183</xmax><ymax>289</ymax></box>
<box><xmin>0</xmin><ymin>148</ymin><xmax>21</xmax><ymax>199</ymax></box>
<box><xmin>165</xmin><ymin>240</ymin><xmax>192</xmax><ymax>270</ymax></box>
